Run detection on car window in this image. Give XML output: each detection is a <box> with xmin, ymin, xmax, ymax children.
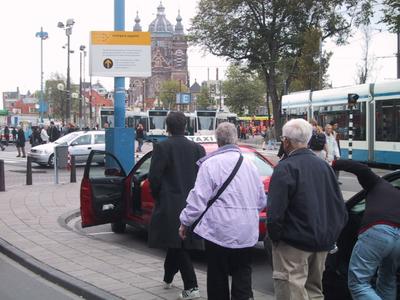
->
<box><xmin>72</xmin><ymin>135</ymin><xmax>91</xmax><ymax>145</ymax></box>
<box><xmin>94</xmin><ymin>134</ymin><xmax>105</xmax><ymax>144</ymax></box>
<box><xmin>243</xmin><ymin>152</ymin><xmax>274</xmax><ymax>177</ymax></box>
<box><xmin>135</xmin><ymin>156</ymin><xmax>152</xmax><ymax>176</ymax></box>
<box><xmin>89</xmin><ymin>153</ymin><xmax>124</xmax><ymax>179</ymax></box>
<box><xmin>392</xmin><ymin>177</ymin><xmax>400</xmax><ymax>188</ymax></box>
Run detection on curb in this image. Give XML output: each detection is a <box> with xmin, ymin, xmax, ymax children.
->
<box><xmin>0</xmin><ymin>226</ymin><xmax>122</xmax><ymax>300</ymax></box>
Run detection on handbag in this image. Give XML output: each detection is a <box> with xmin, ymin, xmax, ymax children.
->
<box><xmin>190</xmin><ymin>154</ymin><xmax>244</xmax><ymax>235</ymax></box>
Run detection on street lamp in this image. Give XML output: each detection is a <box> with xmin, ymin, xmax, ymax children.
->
<box><xmin>35</xmin><ymin>27</ymin><xmax>48</xmax><ymax>123</ymax></box>
<box><xmin>57</xmin><ymin>18</ymin><xmax>75</xmax><ymax>123</ymax></box>
<box><xmin>79</xmin><ymin>45</ymin><xmax>86</xmax><ymax>127</ymax></box>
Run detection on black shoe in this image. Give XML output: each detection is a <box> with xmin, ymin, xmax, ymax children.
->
<box><xmin>338</xmin><ymin>181</ymin><xmax>343</xmax><ymax>185</ymax></box>
<box><xmin>22</xmin><ymin>156</ymin><xmax>26</xmax><ymax>158</ymax></box>
<box><xmin>16</xmin><ymin>155</ymin><xmax>20</xmax><ymax>157</ymax></box>
<box><xmin>1</xmin><ymin>147</ymin><xmax>4</xmax><ymax>151</ymax></box>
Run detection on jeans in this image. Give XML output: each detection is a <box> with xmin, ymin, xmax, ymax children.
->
<box><xmin>205</xmin><ymin>240</ymin><xmax>253</xmax><ymax>300</ymax></box>
<box><xmin>348</xmin><ymin>224</ymin><xmax>400</xmax><ymax>300</ymax></box>
<box><xmin>164</xmin><ymin>248</ymin><xmax>197</xmax><ymax>290</ymax></box>
<box><xmin>136</xmin><ymin>138</ymin><xmax>143</xmax><ymax>152</ymax></box>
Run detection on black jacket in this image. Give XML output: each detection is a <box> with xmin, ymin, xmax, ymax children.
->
<box><xmin>16</xmin><ymin>129</ymin><xmax>26</xmax><ymax>147</ymax></box>
<box><xmin>48</xmin><ymin>126</ymin><xmax>60</xmax><ymax>142</ymax></box>
<box><xmin>148</xmin><ymin>135</ymin><xmax>206</xmax><ymax>249</ymax></box>
<box><xmin>333</xmin><ymin>159</ymin><xmax>400</xmax><ymax>231</ymax></box>
<box><xmin>267</xmin><ymin>148</ymin><xmax>348</xmax><ymax>252</ymax></box>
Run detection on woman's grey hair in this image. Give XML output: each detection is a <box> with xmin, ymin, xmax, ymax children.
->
<box><xmin>215</xmin><ymin>122</ymin><xmax>238</xmax><ymax>147</ymax></box>
<box><xmin>282</xmin><ymin>118</ymin><xmax>312</xmax><ymax>146</ymax></box>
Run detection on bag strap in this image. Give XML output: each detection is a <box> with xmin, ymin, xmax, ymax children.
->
<box><xmin>191</xmin><ymin>154</ymin><xmax>243</xmax><ymax>230</ymax></box>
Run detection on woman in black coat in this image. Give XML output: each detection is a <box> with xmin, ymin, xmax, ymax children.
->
<box><xmin>16</xmin><ymin>126</ymin><xmax>26</xmax><ymax>157</ymax></box>
<box><xmin>148</xmin><ymin>111</ymin><xmax>205</xmax><ymax>298</ymax></box>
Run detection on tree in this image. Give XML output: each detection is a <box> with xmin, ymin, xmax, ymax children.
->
<box><xmin>45</xmin><ymin>73</ymin><xmax>67</xmax><ymax>120</ymax></box>
<box><xmin>190</xmin><ymin>0</ymin><xmax>372</xmax><ymax>135</ymax></box>
<box><xmin>355</xmin><ymin>25</ymin><xmax>376</xmax><ymax>84</ymax></box>
<box><xmin>381</xmin><ymin>0</ymin><xmax>400</xmax><ymax>33</ymax></box>
<box><xmin>196</xmin><ymin>85</ymin><xmax>213</xmax><ymax>109</ymax></box>
<box><xmin>223</xmin><ymin>64</ymin><xmax>265</xmax><ymax>115</ymax></box>
<box><xmin>158</xmin><ymin>80</ymin><xmax>188</xmax><ymax>110</ymax></box>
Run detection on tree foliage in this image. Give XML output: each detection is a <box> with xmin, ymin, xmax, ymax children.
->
<box><xmin>381</xmin><ymin>0</ymin><xmax>400</xmax><ymax>33</ymax></box>
<box><xmin>158</xmin><ymin>80</ymin><xmax>188</xmax><ymax>109</ymax></box>
<box><xmin>190</xmin><ymin>0</ymin><xmax>373</xmax><ymax>135</ymax></box>
<box><xmin>222</xmin><ymin>64</ymin><xmax>265</xmax><ymax>115</ymax></box>
<box><xmin>196</xmin><ymin>85</ymin><xmax>214</xmax><ymax>109</ymax></box>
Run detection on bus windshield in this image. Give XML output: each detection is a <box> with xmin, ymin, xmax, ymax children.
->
<box><xmin>149</xmin><ymin>116</ymin><xmax>166</xmax><ymax>130</ymax></box>
<box><xmin>198</xmin><ymin>116</ymin><xmax>215</xmax><ymax>131</ymax></box>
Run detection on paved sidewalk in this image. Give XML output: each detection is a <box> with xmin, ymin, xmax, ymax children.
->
<box><xmin>0</xmin><ymin>183</ymin><xmax>274</xmax><ymax>300</ymax></box>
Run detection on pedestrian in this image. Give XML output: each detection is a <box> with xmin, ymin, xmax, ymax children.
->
<box><xmin>4</xmin><ymin>125</ymin><xmax>10</xmax><ymax>146</ymax></box>
<box><xmin>48</xmin><ymin>121</ymin><xmax>60</xmax><ymax>142</ymax></box>
<box><xmin>0</xmin><ymin>126</ymin><xmax>5</xmax><ymax>151</ymax></box>
<box><xmin>40</xmin><ymin>125</ymin><xmax>49</xmax><ymax>144</ymax></box>
<box><xmin>30</xmin><ymin>127</ymin><xmax>42</xmax><ymax>147</ymax></box>
<box><xmin>179</xmin><ymin>122</ymin><xmax>267</xmax><ymax>300</ymax></box>
<box><xmin>329</xmin><ymin>120</ymin><xmax>342</xmax><ymax>183</ymax></box>
<box><xmin>16</xmin><ymin>125</ymin><xmax>26</xmax><ymax>158</ymax></box>
<box><xmin>148</xmin><ymin>111</ymin><xmax>206</xmax><ymax>300</ymax></box>
<box><xmin>324</xmin><ymin>123</ymin><xmax>340</xmax><ymax>164</ymax></box>
<box><xmin>308</xmin><ymin>119</ymin><xmax>327</xmax><ymax>159</ymax></box>
<box><xmin>11</xmin><ymin>127</ymin><xmax>17</xmax><ymax>142</ymax></box>
<box><xmin>135</xmin><ymin>123</ymin><xmax>144</xmax><ymax>152</ymax></box>
<box><xmin>267</xmin><ymin>118</ymin><xmax>348</xmax><ymax>300</ymax></box>
<box><xmin>332</xmin><ymin>159</ymin><xmax>400</xmax><ymax>299</ymax></box>
<box><xmin>266</xmin><ymin>124</ymin><xmax>277</xmax><ymax>150</ymax></box>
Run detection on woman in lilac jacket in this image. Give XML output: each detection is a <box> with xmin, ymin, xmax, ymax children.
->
<box><xmin>179</xmin><ymin>122</ymin><xmax>267</xmax><ymax>300</ymax></box>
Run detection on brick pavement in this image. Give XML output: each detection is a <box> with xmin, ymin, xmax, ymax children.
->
<box><xmin>0</xmin><ymin>182</ymin><xmax>275</xmax><ymax>300</ymax></box>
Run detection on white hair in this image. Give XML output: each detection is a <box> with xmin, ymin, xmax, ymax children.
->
<box><xmin>282</xmin><ymin>118</ymin><xmax>312</xmax><ymax>146</ymax></box>
<box><xmin>215</xmin><ymin>122</ymin><xmax>238</xmax><ymax>146</ymax></box>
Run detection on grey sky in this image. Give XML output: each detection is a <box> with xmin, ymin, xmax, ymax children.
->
<box><xmin>0</xmin><ymin>0</ymin><xmax>397</xmax><ymax>107</ymax></box>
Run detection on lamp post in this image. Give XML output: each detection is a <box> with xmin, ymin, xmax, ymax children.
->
<box><xmin>57</xmin><ymin>19</ymin><xmax>75</xmax><ymax>124</ymax></box>
<box><xmin>79</xmin><ymin>45</ymin><xmax>86</xmax><ymax>127</ymax></box>
<box><xmin>35</xmin><ymin>27</ymin><xmax>48</xmax><ymax>123</ymax></box>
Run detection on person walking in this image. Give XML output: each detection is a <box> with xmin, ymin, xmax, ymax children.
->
<box><xmin>40</xmin><ymin>125</ymin><xmax>49</xmax><ymax>144</ymax></box>
<box><xmin>29</xmin><ymin>127</ymin><xmax>42</xmax><ymax>147</ymax></box>
<box><xmin>308</xmin><ymin>119</ymin><xmax>327</xmax><ymax>159</ymax></box>
<box><xmin>48</xmin><ymin>121</ymin><xmax>60</xmax><ymax>142</ymax></box>
<box><xmin>148</xmin><ymin>111</ymin><xmax>206</xmax><ymax>300</ymax></box>
<box><xmin>330</xmin><ymin>120</ymin><xmax>342</xmax><ymax>183</ymax></box>
<box><xmin>16</xmin><ymin>126</ymin><xmax>26</xmax><ymax>158</ymax></box>
<box><xmin>135</xmin><ymin>123</ymin><xmax>144</xmax><ymax>152</ymax></box>
<box><xmin>179</xmin><ymin>122</ymin><xmax>266</xmax><ymax>300</ymax></box>
<box><xmin>332</xmin><ymin>159</ymin><xmax>400</xmax><ymax>299</ymax></box>
<box><xmin>11</xmin><ymin>127</ymin><xmax>17</xmax><ymax>143</ymax></box>
<box><xmin>266</xmin><ymin>124</ymin><xmax>277</xmax><ymax>150</ymax></box>
<box><xmin>267</xmin><ymin>118</ymin><xmax>348</xmax><ymax>300</ymax></box>
<box><xmin>4</xmin><ymin>125</ymin><xmax>10</xmax><ymax>146</ymax></box>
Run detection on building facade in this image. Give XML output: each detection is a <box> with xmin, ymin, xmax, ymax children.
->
<box><xmin>128</xmin><ymin>3</ymin><xmax>189</xmax><ymax>109</ymax></box>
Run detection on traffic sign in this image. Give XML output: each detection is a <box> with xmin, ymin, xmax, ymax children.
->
<box><xmin>90</xmin><ymin>31</ymin><xmax>151</xmax><ymax>77</ymax></box>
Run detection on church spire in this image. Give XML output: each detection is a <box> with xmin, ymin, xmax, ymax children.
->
<box><xmin>174</xmin><ymin>10</ymin><xmax>184</xmax><ymax>35</ymax></box>
<box><xmin>133</xmin><ymin>11</ymin><xmax>142</xmax><ymax>32</ymax></box>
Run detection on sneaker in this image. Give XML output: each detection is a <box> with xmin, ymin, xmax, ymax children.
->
<box><xmin>163</xmin><ymin>281</ymin><xmax>173</xmax><ymax>289</ymax></box>
<box><xmin>178</xmin><ymin>288</ymin><xmax>200</xmax><ymax>299</ymax></box>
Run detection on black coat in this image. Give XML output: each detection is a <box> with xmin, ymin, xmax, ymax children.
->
<box><xmin>48</xmin><ymin>126</ymin><xmax>60</xmax><ymax>142</ymax></box>
<box><xmin>148</xmin><ymin>135</ymin><xmax>206</xmax><ymax>249</ymax></box>
<box><xmin>16</xmin><ymin>129</ymin><xmax>26</xmax><ymax>147</ymax></box>
<box><xmin>267</xmin><ymin>148</ymin><xmax>348</xmax><ymax>252</ymax></box>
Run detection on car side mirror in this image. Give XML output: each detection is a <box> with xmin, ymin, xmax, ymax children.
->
<box><xmin>70</xmin><ymin>141</ymin><xmax>78</xmax><ymax>146</ymax></box>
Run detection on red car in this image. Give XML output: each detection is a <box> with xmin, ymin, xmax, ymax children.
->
<box><xmin>80</xmin><ymin>142</ymin><xmax>274</xmax><ymax>248</ymax></box>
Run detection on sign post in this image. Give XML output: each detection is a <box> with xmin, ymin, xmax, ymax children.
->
<box><xmin>347</xmin><ymin>93</ymin><xmax>359</xmax><ymax>160</ymax></box>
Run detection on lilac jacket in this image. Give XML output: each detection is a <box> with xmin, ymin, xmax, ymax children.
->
<box><xmin>179</xmin><ymin>145</ymin><xmax>267</xmax><ymax>248</ymax></box>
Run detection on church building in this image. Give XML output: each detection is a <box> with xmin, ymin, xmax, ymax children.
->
<box><xmin>128</xmin><ymin>3</ymin><xmax>189</xmax><ymax>109</ymax></box>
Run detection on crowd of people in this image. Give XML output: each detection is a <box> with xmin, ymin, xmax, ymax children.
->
<box><xmin>145</xmin><ymin>113</ymin><xmax>399</xmax><ymax>300</ymax></box>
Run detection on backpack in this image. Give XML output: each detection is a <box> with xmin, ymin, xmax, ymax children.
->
<box><xmin>309</xmin><ymin>133</ymin><xmax>326</xmax><ymax>151</ymax></box>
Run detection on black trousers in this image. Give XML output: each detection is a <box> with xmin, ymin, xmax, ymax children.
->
<box><xmin>205</xmin><ymin>240</ymin><xmax>253</xmax><ymax>300</ymax></box>
<box><xmin>164</xmin><ymin>247</ymin><xmax>197</xmax><ymax>290</ymax></box>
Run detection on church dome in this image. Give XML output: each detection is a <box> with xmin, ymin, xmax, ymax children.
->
<box><xmin>149</xmin><ymin>2</ymin><xmax>174</xmax><ymax>33</ymax></box>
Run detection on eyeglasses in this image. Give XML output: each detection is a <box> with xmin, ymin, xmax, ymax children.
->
<box><xmin>280</xmin><ymin>136</ymin><xmax>288</xmax><ymax>142</ymax></box>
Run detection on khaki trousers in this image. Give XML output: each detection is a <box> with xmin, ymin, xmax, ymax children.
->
<box><xmin>272</xmin><ymin>241</ymin><xmax>328</xmax><ymax>300</ymax></box>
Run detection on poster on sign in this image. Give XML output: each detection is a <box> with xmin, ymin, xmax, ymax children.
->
<box><xmin>176</xmin><ymin>93</ymin><xmax>192</xmax><ymax>104</ymax></box>
<box><xmin>90</xmin><ymin>31</ymin><xmax>151</xmax><ymax>77</ymax></box>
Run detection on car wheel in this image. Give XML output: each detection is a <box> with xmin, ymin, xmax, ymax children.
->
<box><xmin>48</xmin><ymin>154</ymin><xmax>55</xmax><ymax>168</ymax></box>
<box><xmin>111</xmin><ymin>221</ymin><xmax>126</xmax><ymax>234</ymax></box>
<box><xmin>263</xmin><ymin>237</ymin><xmax>273</xmax><ymax>266</ymax></box>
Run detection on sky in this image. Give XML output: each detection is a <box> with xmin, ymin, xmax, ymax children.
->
<box><xmin>0</xmin><ymin>0</ymin><xmax>398</xmax><ymax>109</ymax></box>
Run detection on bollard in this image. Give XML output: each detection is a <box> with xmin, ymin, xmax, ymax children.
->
<box><xmin>0</xmin><ymin>159</ymin><xmax>5</xmax><ymax>192</ymax></box>
<box><xmin>26</xmin><ymin>156</ymin><xmax>32</xmax><ymax>185</ymax></box>
<box><xmin>70</xmin><ymin>155</ymin><xmax>76</xmax><ymax>183</ymax></box>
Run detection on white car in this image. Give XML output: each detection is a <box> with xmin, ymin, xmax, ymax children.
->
<box><xmin>29</xmin><ymin>131</ymin><xmax>105</xmax><ymax>167</ymax></box>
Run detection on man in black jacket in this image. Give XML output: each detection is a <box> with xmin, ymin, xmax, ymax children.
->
<box><xmin>48</xmin><ymin>121</ymin><xmax>60</xmax><ymax>142</ymax></box>
<box><xmin>332</xmin><ymin>160</ymin><xmax>400</xmax><ymax>300</ymax></box>
<box><xmin>267</xmin><ymin>118</ymin><xmax>348</xmax><ymax>300</ymax></box>
<box><xmin>148</xmin><ymin>111</ymin><xmax>205</xmax><ymax>300</ymax></box>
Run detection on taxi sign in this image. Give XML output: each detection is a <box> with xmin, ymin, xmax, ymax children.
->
<box><xmin>90</xmin><ymin>31</ymin><xmax>151</xmax><ymax>77</ymax></box>
<box><xmin>185</xmin><ymin>136</ymin><xmax>216</xmax><ymax>143</ymax></box>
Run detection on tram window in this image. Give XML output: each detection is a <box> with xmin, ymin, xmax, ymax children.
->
<box><xmin>313</xmin><ymin>102</ymin><xmax>366</xmax><ymax>141</ymax></box>
<box><xmin>376</xmin><ymin>99</ymin><xmax>400</xmax><ymax>142</ymax></box>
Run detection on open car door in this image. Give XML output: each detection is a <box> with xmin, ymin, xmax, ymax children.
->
<box><xmin>80</xmin><ymin>150</ymin><xmax>127</xmax><ymax>228</ymax></box>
